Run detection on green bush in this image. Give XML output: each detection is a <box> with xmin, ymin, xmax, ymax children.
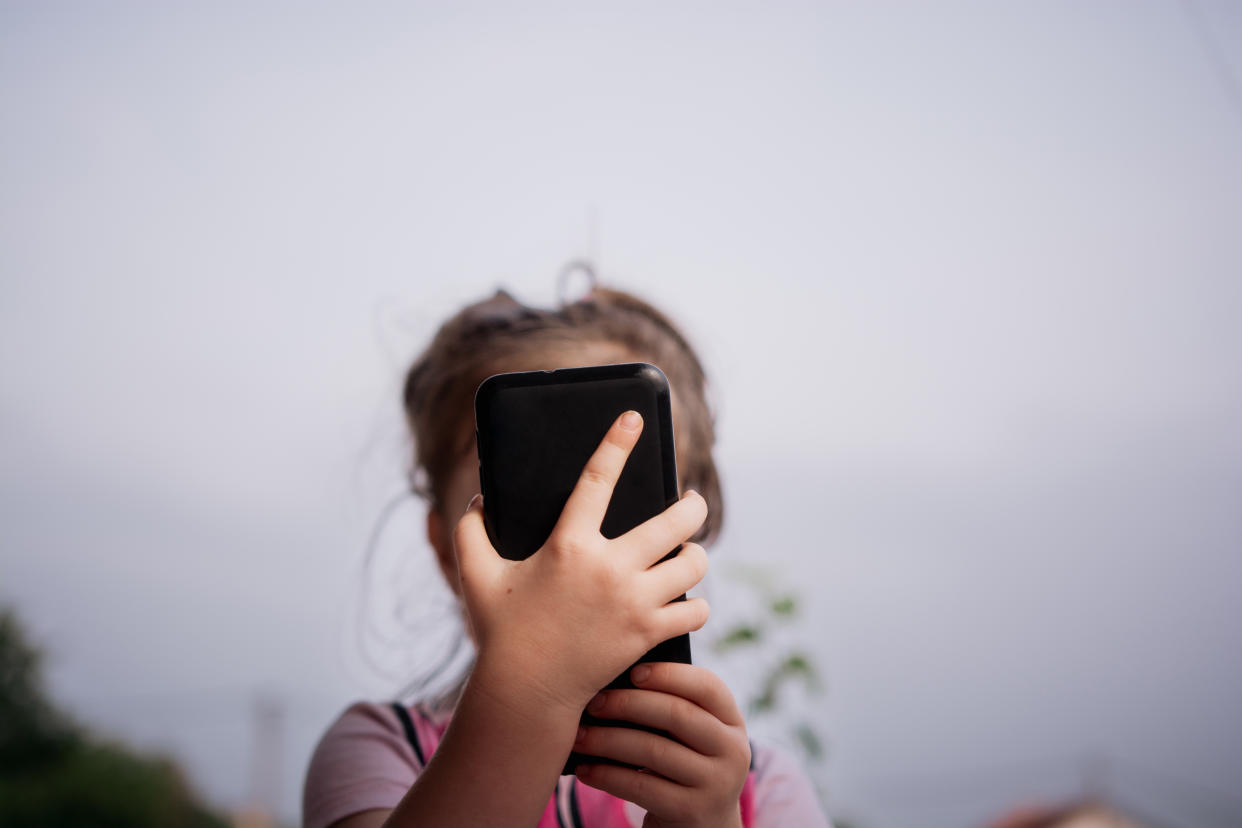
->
<box><xmin>0</xmin><ymin>607</ymin><xmax>229</xmax><ymax>828</ymax></box>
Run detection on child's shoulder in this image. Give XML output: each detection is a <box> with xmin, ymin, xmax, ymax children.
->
<box><xmin>749</xmin><ymin>737</ymin><xmax>810</xmax><ymax>783</ymax></box>
<box><xmin>311</xmin><ymin>699</ymin><xmax>451</xmax><ymax>765</ymax></box>
<box><xmin>302</xmin><ymin>700</ymin><xmax>448</xmax><ymax>828</ymax></box>
<box><xmin>303</xmin><ymin>703</ymin><xmax>830</xmax><ymax>828</ymax></box>
<box><xmin>746</xmin><ymin>739</ymin><xmax>832</xmax><ymax>827</ymax></box>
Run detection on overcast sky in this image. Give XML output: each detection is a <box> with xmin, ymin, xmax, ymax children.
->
<box><xmin>2</xmin><ymin>2</ymin><xmax>1241</xmax><ymax>826</ymax></box>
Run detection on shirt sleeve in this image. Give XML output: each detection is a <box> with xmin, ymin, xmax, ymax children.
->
<box><xmin>302</xmin><ymin>702</ymin><xmax>422</xmax><ymax>828</ymax></box>
<box><xmin>750</xmin><ymin>741</ymin><xmax>833</xmax><ymax>828</ymax></box>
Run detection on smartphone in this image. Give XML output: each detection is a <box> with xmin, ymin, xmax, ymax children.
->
<box><xmin>473</xmin><ymin>361</ymin><xmax>693</xmax><ymax>775</ymax></box>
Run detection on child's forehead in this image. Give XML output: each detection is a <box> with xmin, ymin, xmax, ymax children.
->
<box><xmin>455</xmin><ymin>356</ymin><xmax>686</xmax><ymax>462</ymax></box>
<box><xmin>491</xmin><ymin>340</ymin><xmax>636</xmax><ymax>374</ymax></box>
<box><xmin>453</xmin><ymin>338</ymin><xmax>669</xmax><ymax>434</ymax></box>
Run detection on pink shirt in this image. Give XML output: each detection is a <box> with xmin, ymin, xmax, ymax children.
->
<box><xmin>303</xmin><ymin>700</ymin><xmax>832</xmax><ymax>828</ymax></box>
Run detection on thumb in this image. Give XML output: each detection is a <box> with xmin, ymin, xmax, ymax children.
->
<box><xmin>452</xmin><ymin>494</ymin><xmax>501</xmax><ymax>602</ymax></box>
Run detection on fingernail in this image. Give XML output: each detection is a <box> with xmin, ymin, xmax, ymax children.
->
<box><xmin>587</xmin><ymin>692</ymin><xmax>607</xmax><ymax>713</ymax></box>
<box><xmin>620</xmin><ymin>410</ymin><xmax>641</xmax><ymax>430</ymax></box>
<box><xmin>632</xmin><ymin>664</ymin><xmax>651</xmax><ymax>684</ymax></box>
<box><xmin>464</xmin><ymin>493</ymin><xmax>482</xmax><ymax>513</ymax></box>
<box><xmin>682</xmin><ymin>488</ymin><xmax>699</xmax><ymax>501</ymax></box>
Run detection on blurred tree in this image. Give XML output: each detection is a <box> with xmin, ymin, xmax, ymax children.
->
<box><xmin>0</xmin><ymin>608</ymin><xmax>79</xmax><ymax>772</ymax></box>
<box><xmin>0</xmin><ymin>606</ymin><xmax>229</xmax><ymax>828</ymax></box>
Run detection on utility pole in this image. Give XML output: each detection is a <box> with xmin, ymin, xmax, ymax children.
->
<box><xmin>234</xmin><ymin>692</ymin><xmax>285</xmax><ymax>828</ymax></box>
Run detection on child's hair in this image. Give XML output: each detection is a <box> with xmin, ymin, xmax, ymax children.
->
<box><xmin>401</xmin><ymin>277</ymin><xmax>724</xmax><ymax>545</ymax></box>
<box><xmin>371</xmin><ymin>274</ymin><xmax>725</xmax><ymax>704</ymax></box>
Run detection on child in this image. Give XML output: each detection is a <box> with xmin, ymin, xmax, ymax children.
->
<box><xmin>303</xmin><ymin>279</ymin><xmax>831</xmax><ymax>828</ymax></box>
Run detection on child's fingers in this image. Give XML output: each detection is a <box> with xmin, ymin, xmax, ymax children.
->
<box><xmin>551</xmin><ymin>411</ymin><xmax>643</xmax><ymax>542</ymax></box>
<box><xmin>585</xmin><ymin>687</ymin><xmax>731</xmax><ymax>757</ymax></box>
<box><xmin>619</xmin><ymin>490</ymin><xmax>707</xmax><ymax>568</ymax></box>
<box><xmin>630</xmin><ymin>662</ymin><xmax>744</xmax><ymax>729</ymax></box>
<box><xmin>652</xmin><ymin>596</ymin><xmax>710</xmax><ymax>642</ymax></box>
<box><xmin>451</xmin><ymin>494</ymin><xmax>501</xmax><ymax>598</ymax></box>
<box><xmin>645</xmin><ymin>543</ymin><xmax>709</xmax><ymax>605</ymax></box>
<box><xmin>574</xmin><ymin>762</ymin><xmax>688</xmax><ymax>819</ymax></box>
<box><xmin>574</xmin><ymin>726</ymin><xmax>709</xmax><ymax>787</ymax></box>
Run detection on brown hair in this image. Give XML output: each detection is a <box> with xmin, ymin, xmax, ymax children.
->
<box><xmin>402</xmin><ymin>279</ymin><xmax>724</xmax><ymax>546</ymax></box>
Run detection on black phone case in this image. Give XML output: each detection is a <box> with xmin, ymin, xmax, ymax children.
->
<box><xmin>473</xmin><ymin>361</ymin><xmax>693</xmax><ymax>776</ymax></box>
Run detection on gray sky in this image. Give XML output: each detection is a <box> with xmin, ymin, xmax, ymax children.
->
<box><xmin>2</xmin><ymin>2</ymin><xmax>1240</xmax><ymax>826</ymax></box>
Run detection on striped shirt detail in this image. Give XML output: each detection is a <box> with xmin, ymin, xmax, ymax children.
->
<box><xmin>390</xmin><ymin>702</ymin><xmax>427</xmax><ymax>769</ymax></box>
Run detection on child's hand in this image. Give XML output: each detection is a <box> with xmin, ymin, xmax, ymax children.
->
<box><xmin>572</xmin><ymin>662</ymin><xmax>751</xmax><ymax>828</ymax></box>
<box><xmin>452</xmin><ymin>410</ymin><xmax>711</xmax><ymax>716</ymax></box>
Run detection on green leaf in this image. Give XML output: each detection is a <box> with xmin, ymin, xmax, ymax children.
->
<box><xmin>770</xmin><ymin>595</ymin><xmax>797</xmax><ymax>617</ymax></box>
<box><xmin>780</xmin><ymin>652</ymin><xmax>823</xmax><ymax>693</ymax></box>
<box><xmin>750</xmin><ymin>688</ymin><xmax>776</xmax><ymax>714</ymax></box>
<box><xmin>713</xmin><ymin>624</ymin><xmax>761</xmax><ymax>653</ymax></box>
<box><xmin>794</xmin><ymin>724</ymin><xmax>824</xmax><ymax>760</ymax></box>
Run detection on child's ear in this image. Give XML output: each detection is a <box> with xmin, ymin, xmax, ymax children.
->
<box><xmin>426</xmin><ymin>508</ymin><xmax>463</xmax><ymax>599</ymax></box>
